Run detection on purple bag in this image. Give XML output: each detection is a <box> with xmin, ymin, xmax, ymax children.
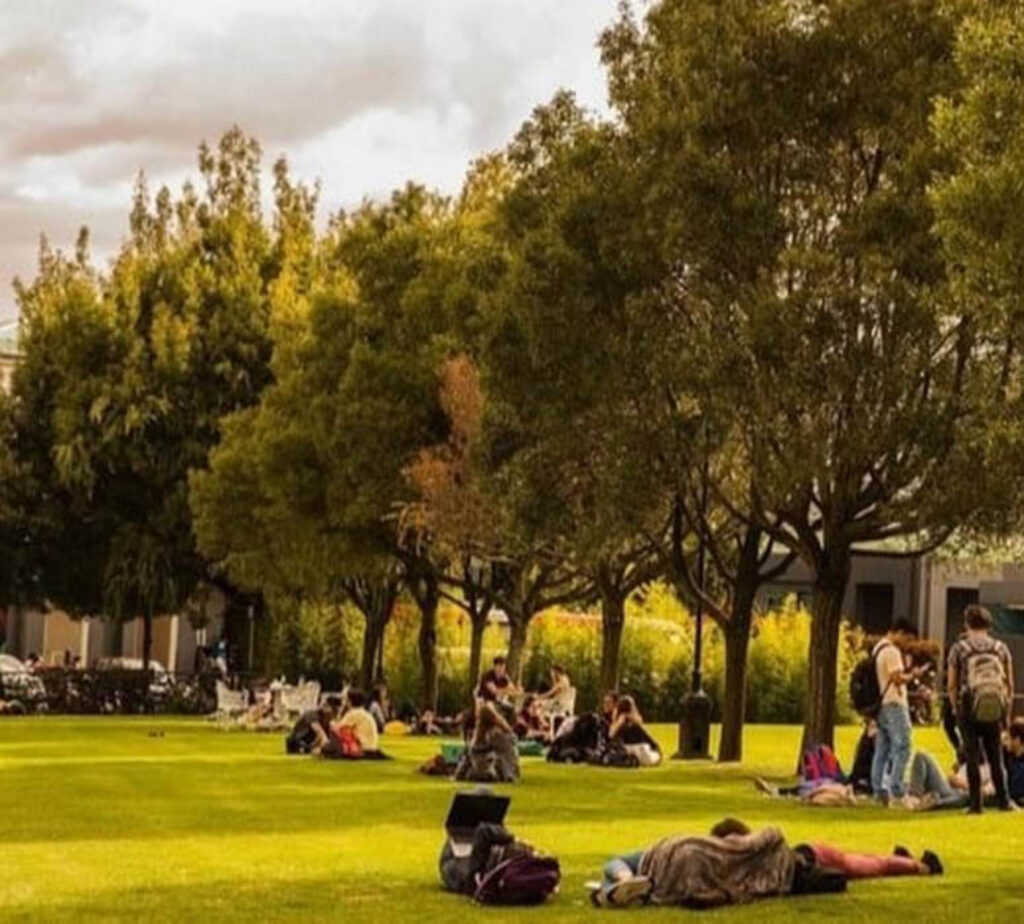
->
<box><xmin>473</xmin><ymin>854</ymin><xmax>560</xmax><ymax>905</ymax></box>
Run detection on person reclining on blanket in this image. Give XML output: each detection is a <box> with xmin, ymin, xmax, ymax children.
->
<box><xmin>591</xmin><ymin>818</ymin><xmax>942</xmax><ymax>909</ymax></box>
<box><xmin>455</xmin><ymin>702</ymin><xmax>520</xmax><ymax>782</ymax></box>
<box><xmin>285</xmin><ymin>696</ymin><xmax>342</xmax><ymax>754</ymax></box>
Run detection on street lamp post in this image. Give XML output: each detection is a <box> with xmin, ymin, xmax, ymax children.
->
<box><xmin>674</xmin><ymin>432</ymin><xmax>712</xmax><ymax>760</ymax></box>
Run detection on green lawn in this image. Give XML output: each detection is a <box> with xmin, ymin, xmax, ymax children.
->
<box><xmin>1</xmin><ymin>719</ymin><xmax>1021</xmax><ymax>922</ymax></box>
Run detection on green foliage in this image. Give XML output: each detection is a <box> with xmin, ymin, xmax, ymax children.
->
<box><xmin>267</xmin><ymin>583</ymin><xmax>857</xmax><ymax>724</ymax></box>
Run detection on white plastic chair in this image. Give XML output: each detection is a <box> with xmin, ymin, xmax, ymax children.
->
<box><xmin>542</xmin><ymin>686</ymin><xmax>577</xmax><ymax>721</ymax></box>
<box><xmin>211</xmin><ymin>680</ymin><xmax>248</xmax><ymax>727</ymax></box>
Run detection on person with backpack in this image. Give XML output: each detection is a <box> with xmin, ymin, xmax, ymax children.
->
<box><xmin>864</xmin><ymin>619</ymin><xmax>921</xmax><ymax>805</ymax></box>
<box><xmin>946</xmin><ymin>605</ymin><xmax>1015</xmax><ymax>813</ymax></box>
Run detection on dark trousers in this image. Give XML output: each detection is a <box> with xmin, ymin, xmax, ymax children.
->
<box><xmin>941</xmin><ymin>698</ymin><xmax>963</xmax><ymax>761</ymax></box>
<box><xmin>959</xmin><ymin>715</ymin><xmax>1009</xmax><ymax>812</ymax></box>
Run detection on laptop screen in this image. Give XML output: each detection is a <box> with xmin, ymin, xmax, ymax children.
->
<box><xmin>444</xmin><ymin>791</ymin><xmax>510</xmax><ymax>835</ymax></box>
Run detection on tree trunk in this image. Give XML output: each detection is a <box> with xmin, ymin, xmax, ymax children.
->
<box><xmin>143</xmin><ymin>604</ymin><xmax>154</xmax><ymax>714</ymax></box>
<box><xmin>142</xmin><ymin>607</ymin><xmax>153</xmax><ymax>672</ymax></box>
<box><xmin>718</xmin><ymin>592</ymin><xmax>753</xmax><ymax>762</ymax></box>
<box><xmin>505</xmin><ymin>613</ymin><xmax>530</xmax><ymax>682</ymax></box>
<box><xmin>467</xmin><ymin>613</ymin><xmax>487</xmax><ymax>704</ymax></box>
<box><xmin>416</xmin><ymin>585</ymin><xmax>440</xmax><ymax>712</ymax></box>
<box><xmin>360</xmin><ymin>617</ymin><xmax>383</xmax><ymax>693</ymax></box>
<box><xmin>801</xmin><ymin>549</ymin><xmax>852</xmax><ymax>757</ymax></box>
<box><xmin>717</xmin><ymin>529</ymin><xmax>761</xmax><ymax>763</ymax></box>
<box><xmin>599</xmin><ymin>590</ymin><xmax>626</xmax><ymax>695</ymax></box>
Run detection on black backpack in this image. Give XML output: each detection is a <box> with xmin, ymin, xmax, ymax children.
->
<box><xmin>849</xmin><ymin>642</ymin><xmax>891</xmax><ymax>716</ymax></box>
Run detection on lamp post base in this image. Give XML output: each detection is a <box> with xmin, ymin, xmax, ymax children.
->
<box><xmin>672</xmin><ymin>689</ymin><xmax>712</xmax><ymax>760</ymax></box>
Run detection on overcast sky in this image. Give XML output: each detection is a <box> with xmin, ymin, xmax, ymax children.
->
<box><xmin>0</xmin><ymin>0</ymin><xmax>621</xmax><ymax>318</ymax></box>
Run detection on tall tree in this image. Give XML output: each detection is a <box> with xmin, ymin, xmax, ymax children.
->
<box><xmin>10</xmin><ymin>130</ymin><xmax>286</xmax><ymax>667</ymax></box>
<box><xmin>601</xmin><ymin>0</ymin><xmax>1001</xmax><ymax>750</ymax></box>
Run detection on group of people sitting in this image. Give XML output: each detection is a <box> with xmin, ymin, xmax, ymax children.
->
<box><xmin>545</xmin><ymin>692</ymin><xmax>662</xmax><ymax>768</ymax></box>
<box><xmin>284</xmin><ymin>688</ymin><xmax>386</xmax><ymax>760</ymax></box>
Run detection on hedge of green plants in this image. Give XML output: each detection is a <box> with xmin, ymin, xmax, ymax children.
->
<box><xmin>262</xmin><ymin>584</ymin><xmax>862</xmax><ymax>724</ymax></box>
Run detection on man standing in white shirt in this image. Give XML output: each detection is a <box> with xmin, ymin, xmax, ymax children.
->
<box><xmin>870</xmin><ymin>619</ymin><xmax>921</xmax><ymax>805</ymax></box>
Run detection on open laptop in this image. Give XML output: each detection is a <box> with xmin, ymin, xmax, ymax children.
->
<box><xmin>444</xmin><ymin>790</ymin><xmax>511</xmax><ymax>858</ymax></box>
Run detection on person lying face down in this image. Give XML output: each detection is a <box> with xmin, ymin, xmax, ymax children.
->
<box><xmin>592</xmin><ymin>818</ymin><xmax>942</xmax><ymax>909</ymax></box>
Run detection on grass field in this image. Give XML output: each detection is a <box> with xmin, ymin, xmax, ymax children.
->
<box><xmin>1</xmin><ymin>718</ymin><xmax>1022</xmax><ymax>922</ymax></box>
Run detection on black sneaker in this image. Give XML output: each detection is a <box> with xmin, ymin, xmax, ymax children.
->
<box><xmin>893</xmin><ymin>845</ymin><xmax>911</xmax><ymax>859</ymax></box>
<box><xmin>921</xmin><ymin>851</ymin><xmax>944</xmax><ymax>876</ymax></box>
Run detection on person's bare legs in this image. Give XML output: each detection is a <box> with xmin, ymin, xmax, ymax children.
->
<box><xmin>810</xmin><ymin>843</ymin><xmax>940</xmax><ymax>878</ymax></box>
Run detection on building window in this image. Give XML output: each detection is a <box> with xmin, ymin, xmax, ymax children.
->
<box><xmin>854</xmin><ymin>583</ymin><xmax>894</xmax><ymax>635</ymax></box>
<box><xmin>945</xmin><ymin>587</ymin><xmax>979</xmax><ymax>647</ymax></box>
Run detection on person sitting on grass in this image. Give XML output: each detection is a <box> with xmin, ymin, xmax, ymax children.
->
<box><xmin>591</xmin><ymin>818</ymin><xmax>942</xmax><ymax>909</ymax></box>
<box><xmin>0</xmin><ymin>698</ymin><xmax>27</xmax><ymax>716</ymax></box>
<box><xmin>333</xmin><ymin>688</ymin><xmax>380</xmax><ymax>753</ymax></box>
<box><xmin>599</xmin><ymin>691</ymin><xmax>619</xmax><ymax>734</ymax></box>
<box><xmin>368</xmin><ymin>683</ymin><xmax>390</xmax><ymax>732</ymax></box>
<box><xmin>607</xmin><ymin>696</ymin><xmax>661</xmax><ymax>766</ymax></box>
<box><xmin>1005</xmin><ymin>718</ymin><xmax>1024</xmax><ymax>806</ymax></box>
<box><xmin>415</xmin><ymin>708</ymin><xmax>444</xmax><ymax>736</ymax></box>
<box><xmin>285</xmin><ymin>695</ymin><xmax>341</xmax><ymax>755</ymax></box>
<box><xmin>515</xmin><ymin>694</ymin><xmax>552</xmax><ymax>744</ymax></box>
<box><xmin>455</xmin><ymin>702</ymin><xmax>520</xmax><ymax>783</ymax></box>
<box><xmin>536</xmin><ymin>665</ymin><xmax>572</xmax><ymax>707</ymax></box>
<box><xmin>477</xmin><ymin>656</ymin><xmax>520</xmax><ymax>707</ymax></box>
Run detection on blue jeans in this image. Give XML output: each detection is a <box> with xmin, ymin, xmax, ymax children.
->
<box><xmin>872</xmin><ymin>702</ymin><xmax>912</xmax><ymax>799</ymax></box>
<box><xmin>603</xmin><ymin>851</ymin><xmax>644</xmax><ymax>888</ymax></box>
<box><xmin>908</xmin><ymin>751</ymin><xmax>969</xmax><ymax>810</ymax></box>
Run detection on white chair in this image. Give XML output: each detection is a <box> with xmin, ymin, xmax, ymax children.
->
<box><xmin>211</xmin><ymin>680</ymin><xmax>249</xmax><ymax>727</ymax></box>
<box><xmin>281</xmin><ymin>681</ymin><xmax>321</xmax><ymax>720</ymax></box>
<box><xmin>542</xmin><ymin>686</ymin><xmax>577</xmax><ymax>722</ymax></box>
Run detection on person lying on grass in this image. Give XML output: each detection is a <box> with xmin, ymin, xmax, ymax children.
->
<box><xmin>754</xmin><ymin>727</ymin><xmax>874</xmax><ymax>803</ymax></box>
<box><xmin>591</xmin><ymin>817</ymin><xmax>942</xmax><ymax>909</ymax></box>
<box><xmin>904</xmin><ymin>749</ymin><xmax>993</xmax><ymax>811</ymax></box>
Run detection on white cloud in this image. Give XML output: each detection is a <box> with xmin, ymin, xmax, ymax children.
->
<box><xmin>0</xmin><ymin>0</ymin><xmax>619</xmax><ymax>316</ymax></box>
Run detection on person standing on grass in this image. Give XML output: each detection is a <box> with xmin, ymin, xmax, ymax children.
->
<box><xmin>871</xmin><ymin>619</ymin><xmax>921</xmax><ymax>806</ymax></box>
<box><xmin>946</xmin><ymin>605</ymin><xmax>1015</xmax><ymax>814</ymax></box>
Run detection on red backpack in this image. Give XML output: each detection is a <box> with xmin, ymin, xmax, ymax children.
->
<box><xmin>801</xmin><ymin>744</ymin><xmax>842</xmax><ymax>783</ymax></box>
<box><xmin>334</xmin><ymin>726</ymin><xmax>363</xmax><ymax>759</ymax></box>
<box><xmin>473</xmin><ymin>854</ymin><xmax>560</xmax><ymax>906</ymax></box>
